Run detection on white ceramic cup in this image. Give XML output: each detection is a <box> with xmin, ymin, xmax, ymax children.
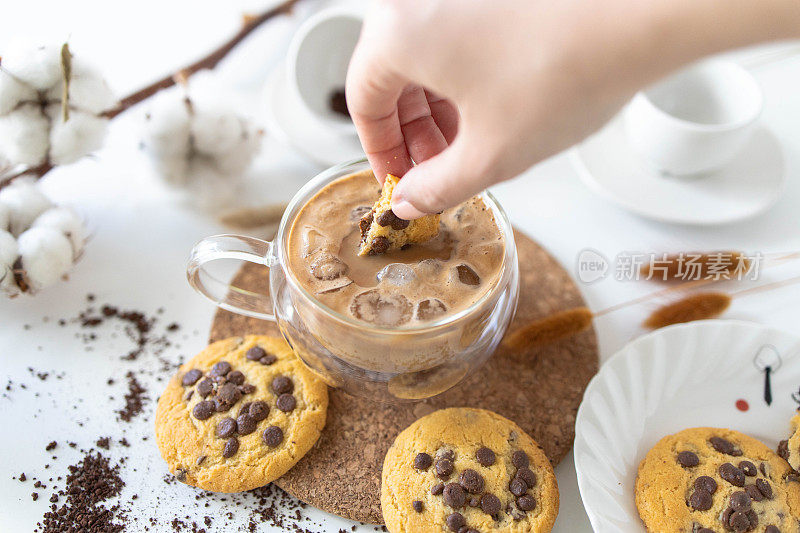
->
<box><xmin>286</xmin><ymin>7</ymin><xmax>363</xmax><ymax>135</ymax></box>
<box><xmin>623</xmin><ymin>59</ymin><xmax>763</xmax><ymax>176</ymax></box>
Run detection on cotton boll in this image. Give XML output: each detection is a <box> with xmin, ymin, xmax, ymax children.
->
<box><xmin>1</xmin><ymin>44</ymin><xmax>62</xmax><ymax>91</ymax></box>
<box><xmin>0</xmin><ymin>202</ymin><xmax>10</xmax><ymax>232</ymax></box>
<box><xmin>0</xmin><ymin>71</ymin><xmax>37</xmax><ymax>115</ymax></box>
<box><xmin>32</xmin><ymin>206</ymin><xmax>87</xmax><ymax>258</ymax></box>
<box><xmin>142</xmin><ymin>95</ymin><xmax>192</xmax><ymax>159</ymax></box>
<box><xmin>214</xmin><ymin>125</ymin><xmax>261</xmax><ymax>176</ymax></box>
<box><xmin>0</xmin><ymin>229</ymin><xmax>19</xmax><ymax>268</ymax></box>
<box><xmin>190</xmin><ymin>109</ymin><xmax>245</xmax><ymax>156</ymax></box>
<box><xmin>0</xmin><ymin>103</ymin><xmax>51</xmax><ymax>166</ymax></box>
<box><xmin>46</xmin><ymin>105</ymin><xmax>109</xmax><ymax>165</ymax></box>
<box><xmin>16</xmin><ymin>226</ymin><xmax>73</xmax><ymax>292</ymax></box>
<box><xmin>0</xmin><ymin>177</ymin><xmax>54</xmax><ymax>236</ymax></box>
<box><xmin>44</xmin><ymin>61</ymin><xmax>115</xmax><ymax>115</ymax></box>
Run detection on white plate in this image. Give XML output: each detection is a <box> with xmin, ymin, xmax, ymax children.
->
<box><xmin>574</xmin><ymin>320</ymin><xmax>800</xmax><ymax>533</ymax></box>
<box><xmin>571</xmin><ymin>116</ymin><xmax>785</xmax><ymax>225</ymax></box>
<box><xmin>262</xmin><ymin>61</ymin><xmax>364</xmax><ymax>167</ymax></box>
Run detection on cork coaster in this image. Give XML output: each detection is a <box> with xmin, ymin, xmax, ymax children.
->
<box><xmin>209</xmin><ymin>229</ymin><xmax>599</xmax><ymax>523</ymax></box>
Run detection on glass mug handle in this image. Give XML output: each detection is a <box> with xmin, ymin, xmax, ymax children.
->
<box><xmin>186</xmin><ymin>234</ymin><xmax>278</xmax><ymax>321</ymax></box>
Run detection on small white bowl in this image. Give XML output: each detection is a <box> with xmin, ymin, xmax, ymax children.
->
<box><xmin>286</xmin><ymin>6</ymin><xmax>363</xmax><ymax>135</ymax></box>
<box><xmin>624</xmin><ymin>59</ymin><xmax>763</xmax><ymax>176</ymax></box>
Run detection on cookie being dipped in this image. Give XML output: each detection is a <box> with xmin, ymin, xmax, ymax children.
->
<box><xmin>155</xmin><ymin>335</ymin><xmax>328</xmax><ymax>492</ymax></box>
<box><xmin>359</xmin><ymin>174</ymin><xmax>440</xmax><ymax>256</ymax></box>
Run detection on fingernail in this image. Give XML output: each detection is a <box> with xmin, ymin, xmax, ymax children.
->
<box><xmin>392</xmin><ymin>199</ymin><xmax>428</xmax><ymax>220</ymax></box>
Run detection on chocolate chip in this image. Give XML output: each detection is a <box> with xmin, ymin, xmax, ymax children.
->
<box><xmin>445</xmin><ymin>512</ymin><xmax>465</xmax><ymax>532</ymax></box>
<box><xmin>475</xmin><ymin>447</ymin><xmax>496</xmax><ymax>466</ymax></box>
<box><xmin>509</xmin><ymin>478</ymin><xmax>527</xmax><ymax>496</ymax></box>
<box><xmin>481</xmin><ymin>493</ymin><xmax>501</xmax><ymax>517</ymax></box>
<box><xmin>729</xmin><ymin>510</ymin><xmax>751</xmax><ymax>532</ymax></box>
<box><xmin>431</xmin><ymin>482</ymin><xmax>445</xmax><ymax>495</ymax></box>
<box><xmin>226</xmin><ymin>370</ymin><xmax>245</xmax><ymax>386</ymax></box>
<box><xmin>209</xmin><ymin>361</ymin><xmax>232</xmax><ymax>377</ymax></box>
<box><xmin>237</xmin><ymin>402</ymin><xmax>252</xmax><ymax>418</ymax></box>
<box><xmin>412</xmin><ymin>500</ymin><xmax>423</xmax><ymax>513</ymax></box>
<box><xmin>729</xmin><ymin>490</ymin><xmax>751</xmax><ymax>511</ymax></box>
<box><xmin>184</xmin><ymin>390</ymin><xmax>194</xmax><ymax>402</ymax></box>
<box><xmin>260</xmin><ymin>354</ymin><xmax>277</xmax><ymax>366</ymax></box>
<box><xmin>746</xmin><ymin>509</ymin><xmax>758</xmax><ymax>528</ymax></box>
<box><xmin>376</xmin><ymin>210</ymin><xmax>409</xmax><ymax>230</ymax></box>
<box><xmin>246</xmin><ymin>346</ymin><xmax>266</xmax><ymax>361</ymax></box>
<box><xmin>263</xmin><ymin>426</ymin><xmax>283</xmax><ymax>447</ymax></box>
<box><xmin>765</xmin><ymin>526</ymin><xmax>780</xmax><ymax>533</ymax></box>
<box><xmin>196</xmin><ymin>378</ymin><xmax>213</xmax><ymax>398</ymax></box>
<box><xmin>787</xmin><ymin>473</ymin><xmax>800</xmax><ymax>483</ymax></box>
<box><xmin>778</xmin><ymin>439</ymin><xmax>789</xmax><ymax>461</ymax></box>
<box><xmin>517</xmin><ymin>494</ymin><xmax>536</xmax><ymax>511</ymax></box>
<box><xmin>719</xmin><ymin>462</ymin><xmax>745</xmax><ymax>487</ymax></box>
<box><xmin>368</xmin><ymin>236</ymin><xmax>390</xmax><ymax>255</ymax></box>
<box><xmin>710</xmin><ymin>436</ymin><xmax>741</xmax><ymax>456</ymax></box>
<box><xmin>677</xmin><ymin>451</ymin><xmax>699</xmax><ymax>467</ymax></box>
<box><xmin>436</xmin><ymin>458</ymin><xmax>454</xmax><ymax>480</ymax></box>
<box><xmin>756</xmin><ymin>478</ymin><xmax>773</xmax><ymax>499</ymax></box>
<box><xmin>214</xmin><ymin>383</ymin><xmax>241</xmax><ymax>412</ymax></box>
<box><xmin>689</xmin><ymin>489</ymin><xmax>713</xmax><ymax>511</ymax></box>
<box><xmin>694</xmin><ymin>475</ymin><xmax>717</xmax><ymax>494</ymax></box>
<box><xmin>512</xmin><ymin>450</ymin><xmax>529</xmax><ymax>469</ymax></box>
<box><xmin>222</xmin><ymin>437</ymin><xmax>239</xmax><ymax>458</ymax></box>
<box><xmin>359</xmin><ymin>210</ymin><xmax>374</xmax><ymax>237</ymax></box>
<box><xmin>437</xmin><ymin>449</ymin><xmax>455</xmax><ymax>461</ymax></box>
<box><xmin>745</xmin><ymin>484</ymin><xmax>764</xmax><ymax>502</ymax></box>
<box><xmin>181</xmin><ymin>369</ymin><xmax>202</xmax><ymax>386</ymax></box>
<box><xmin>236</xmin><ymin>414</ymin><xmax>257</xmax><ymax>435</ymax></box>
<box><xmin>271</xmin><ymin>375</ymin><xmax>293</xmax><ymax>395</ymax></box>
<box><xmin>248</xmin><ymin>401</ymin><xmax>269</xmax><ymax>422</ymax></box>
<box><xmin>515</xmin><ymin>467</ymin><xmax>536</xmax><ymax>488</ymax></box>
<box><xmin>459</xmin><ymin>469</ymin><xmax>484</xmax><ymax>494</ymax></box>
<box><xmin>443</xmin><ymin>483</ymin><xmax>466</xmax><ymax>508</ymax></box>
<box><xmin>738</xmin><ymin>460</ymin><xmax>757</xmax><ymax>477</ymax></box>
<box><xmin>216</xmin><ymin>417</ymin><xmax>237</xmax><ymax>438</ymax></box>
<box><xmin>414</xmin><ymin>452</ymin><xmax>433</xmax><ymax>471</ymax></box>
<box><xmin>240</xmin><ymin>383</ymin><xmax>256</xmax><ymax>394</ymax></box>
<box><xmin>759</xmin><ymin>462</ymin><xmax>769</xmax><ymax>476</ymax></box>
<box><xmin>276</xmin><ymin>393</ymin><xmax>296</xmax><ymax>412</ymax></box>
<box><xmin>192</xmin><ymin>400</ymin><xmax>215</xmax><ymax>420</ymax></box>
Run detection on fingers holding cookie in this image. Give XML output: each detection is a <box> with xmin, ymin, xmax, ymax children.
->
<box><xmin>381</xmin><ymin>408</ymin><xmax>559</xmax><ymax>533</ymax></box>
<box><xmin>155</xmin><ymin>335</ymin><xmax>328</xmax><ymax>493</ymax></box>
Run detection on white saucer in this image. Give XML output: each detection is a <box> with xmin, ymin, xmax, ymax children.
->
<box><xmin>574</xmin><ymin>320</ymin><xmax>800</xmax><ymax>532</ymax></box>
<box><xmin>571</xmin><ymin>116</ymin><xmax>785</xmax><ymax>225</ymax></box>
<box><xmin>262</xmin><ymin>62</ymin><xmax>364</xmax><ymax>167</ymax></box>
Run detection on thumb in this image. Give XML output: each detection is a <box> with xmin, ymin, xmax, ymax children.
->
<box><xmin>391</xmin><ymin>137</ymin><xmax>491</xmax><ymax>219</ymax></box>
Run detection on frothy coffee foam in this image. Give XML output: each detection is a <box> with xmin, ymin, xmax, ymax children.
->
<box><xmin>287</xmin><ymin>170</ymin><xmax>504</xmax><ymax>327</ymax></box>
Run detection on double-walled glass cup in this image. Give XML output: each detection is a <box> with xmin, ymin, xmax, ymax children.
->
<box><xmin>187</xmin><ymin>158</ymin><xmax>519</xmax><ymax>401</ymax></box>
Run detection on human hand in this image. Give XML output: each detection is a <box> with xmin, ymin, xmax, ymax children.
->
<box><xmin>346</xmin><ymin>0</ymin><xmax>800</xmax><ymax>219</ymax></box>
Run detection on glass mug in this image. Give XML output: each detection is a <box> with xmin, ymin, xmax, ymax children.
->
<box><xmin>187</xmin><ymin>158</ymin><xmax>519</xmax><ymax>401</ymax></box>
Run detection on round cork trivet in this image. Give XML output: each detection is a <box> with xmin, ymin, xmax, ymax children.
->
<box><xmin>209</xmin><ymin>229</ymin><xmax>598</xmax><ymax>523</ymax></box>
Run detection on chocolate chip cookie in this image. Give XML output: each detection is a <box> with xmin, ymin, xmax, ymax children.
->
<box><xmin>358</xmin><ymin>174</ymin><xmax>440</xmax><ymax>256</ymax></box>
<box><xmin>381</xmin><ymin>408</ymin><xmax>559</xmax><ymax>532</ymax></box>
<box><xmin>154</xmin><ymin>335</ymin><xmax>328</xmax><ymax>492</ymax></box>
<box><xmin>778</xmin><ymin>413</ymin><xmax>800</xmax><ymax>473</ymax></box>
<box><xmin>636</xmin><ymin>427</ymin><xmax>800</xmax><ymax>532</ymax></box>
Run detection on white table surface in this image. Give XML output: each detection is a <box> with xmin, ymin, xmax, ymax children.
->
<box><xmin>2</xmin><ymin>1</ymin><xmax>799</xmax><ymax>531</ymax></box>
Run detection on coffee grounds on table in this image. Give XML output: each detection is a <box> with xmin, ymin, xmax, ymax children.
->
<box><xmin>117</xmin><ymin>371</ymin><xmax>147</xmax><ymax>422</ymax></box>
<box><xmin>36</xmin><ymin>452</ymin><xmax>125</xmax><ymax>533</ymax></box>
